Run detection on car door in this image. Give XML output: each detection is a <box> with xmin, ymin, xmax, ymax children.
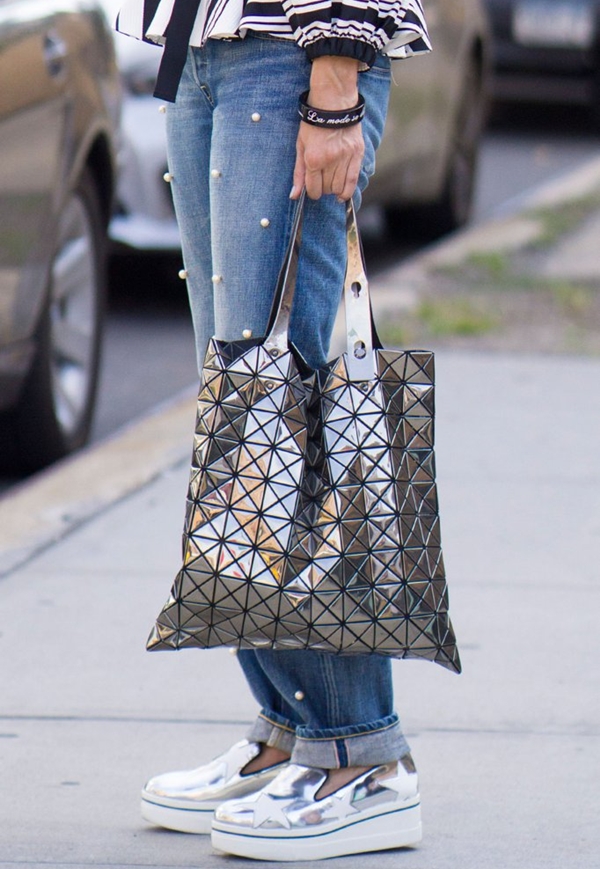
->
<box><xmin>0</xmin><ymin>0</ymin><xmax>68</xmax><ymax>392</ymax></box>
<box><xmin>368</xmin><ymin>0</ymin><xmax>474</xmax><ymax>206</ymax></box>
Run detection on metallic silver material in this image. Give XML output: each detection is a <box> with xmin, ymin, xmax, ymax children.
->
<box><xmin>147</xmin><ymin>196</ymin><xmax>460</xmax><ymax>672</ymax></box>
<box><xmin>212</xmin><ymin>761</ymin><xmax>422</xmax><ymax>860</ymax></box>
<box><xmin>263</xmin><ymin>190</ymin><xmax>304</xmax><ymax>359</ymax></box>
<box><xmin>141</xmin><ymin>739</ymin><xmax>285</xmax><ymax>834</ymax></box>
<box><xmin>216</xmin><ymin>761</ymin><xmax>417</xmax><ymax>829</ymax></box>
<box><xmin>344</xmin><ymin>200</ymin><xmax>375</xmax><ymax>381</ymax></box>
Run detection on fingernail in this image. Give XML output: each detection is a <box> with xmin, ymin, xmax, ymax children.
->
<box><xmin>289</xmin><ymin>186</ymin><xmax>297</xmax><ymax>199</ymax></box>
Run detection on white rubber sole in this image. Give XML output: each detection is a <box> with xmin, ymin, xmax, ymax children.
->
<box><xmin>211</xmin><ymin>800</ymin><xmax>422</xmax><ymax>861</ymax></box>
<box><xmin>141</xmin><ymin>795</ymin><xmax>214</xmax><ymax>834</ymax></box>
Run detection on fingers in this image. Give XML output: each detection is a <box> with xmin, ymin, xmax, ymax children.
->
<box><xmin>333</xmin><ymin>157</ymin><xmax>361</xmax><ymax>203</ymax></box>
<box><xmin>305</xmin><ymin>166</ymin><xmax>324</xmax><ymax>201</ymax></box>
<box><xmin>316</xmin><ymin>163</ymin><xmax>354</xmax><ymax>203</ymax></box>
<box><xmin>294</xmin><ymin>123</ymin><xmax>364</xmax><ymax>201</ymax></box>
<box><xmin>291</xmin><ymin>144</ymin><xmax>306</xmax><ymax>200</ymax></box>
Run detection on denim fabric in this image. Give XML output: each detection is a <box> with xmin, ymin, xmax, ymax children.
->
<box><xmin>165</xmin><ymin>34</ymin><xmax>409</xmax><ymax>769</ymax></box>
<box><xmin>240</xmin><ymin>650</ymin><xmax>411</xmax><ymax>768</ymax></box>
<box><xmin>166</xmin><ymin>34</ymin><xmax>390</xmax><ymax>372</ymax></box>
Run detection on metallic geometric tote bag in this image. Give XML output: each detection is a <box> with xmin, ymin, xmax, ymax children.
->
<box><xmin>147</xmin><ymin>197</ymin><xmax>460</xmax><ymax>673</ymax></box>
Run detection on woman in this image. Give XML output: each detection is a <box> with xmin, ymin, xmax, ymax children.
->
<box><xmin>116</xmin><ymin>0</ymin><xmax>431</xmax><ymax>859</ymax></box>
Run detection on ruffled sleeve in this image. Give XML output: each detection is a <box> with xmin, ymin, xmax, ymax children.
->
<box><xmin>281</xmin><ymin>0</ymin><xmax>431</xmax><ymax>67</ymax></box>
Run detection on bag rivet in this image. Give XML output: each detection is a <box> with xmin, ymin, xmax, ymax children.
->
<box><xmin>163</xmin><ymin>172</ymin><xmax>174</xmax><ymax>183</ymax></box>
<box><xmin>251</xmin><ymin>112</ymin><xmax>261</xmax><ymax>122</ymax></box>
<box><xmin>265</xmin><ymin>381</ymin><xmax>275</xmax><ymax>390</ymax></box>
<box><xmin>270</xmin><ymin>348</ymin><xmax>279</xmax><ymax>358</ymax></box>
<box><xmin>211</xmin><ymin>274</ymin><xmax>223</xmax><ymax>283</ymax></box>
<box><xmin>242</xmin><ymin>329</ymin><xmax>252</xmax><ymax>339</ymax></box>
<box><xmin>360</xmin><ymin>382</ymin><xmax>369</xmax><ymax>392</ymax></box>
<box><xmin>260</xmin><ymin>218</ymin><xmax>270</xmax><ymax>228</ymax></box>
<box><xmin>178</xmin><ymin>269</ymin><xmax>188</xmax><ymax>280</ymax></box>
<box><xmin>294</xmin><ymin>690</ymin><xmax>305</xmax><ymax>701</ymax></box>
<box><xmin>158</xmin><ymin>104</ymin><xmax>167</xmax><ymax>114</ymax></box>
<box><xmin>211</xmin><ymin>169</ymin><xmax>222</xmax><ymax>178</ymax></box>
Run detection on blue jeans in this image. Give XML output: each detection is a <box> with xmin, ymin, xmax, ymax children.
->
<box><xmin>166</xmin><ymin>34</ymin><xmax>410</xmax><ymax>768</ymax></box>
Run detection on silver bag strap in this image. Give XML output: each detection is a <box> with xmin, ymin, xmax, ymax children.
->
<box><xmin>265</xmin><ymin>192</ymin><xmax>378</xmax><ymax>380</ymax></box>
<box><xmin>264</xmin><ymin>190</ymin><xmax>306</xmax><ymax>358</ymax></box>
<box><xmin>344</xmin><ymin>198</ymin><xmax>376</xmax><ymax>381</ymax></box>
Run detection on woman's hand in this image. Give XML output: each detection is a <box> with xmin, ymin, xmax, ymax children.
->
<box><xmin>291</xmin><ymin>56</ymin><xmax>364</xmax><ymax>202</ymax></box>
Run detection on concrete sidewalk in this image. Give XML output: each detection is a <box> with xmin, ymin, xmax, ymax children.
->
<box><xmin>1</xmin><ymin>160</ymin><xmax>600</xmax><ymax>868</ymax></box>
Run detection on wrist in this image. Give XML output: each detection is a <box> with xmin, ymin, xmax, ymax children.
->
<box><xmin>308</xmin><ymin>56</ymin><xmax>360</xmax><ymax>111</ymax></box>
<box><xmin>298</xmin><ymin>90</ymin><xmax>365</xmax><ymax>128</ymax></box>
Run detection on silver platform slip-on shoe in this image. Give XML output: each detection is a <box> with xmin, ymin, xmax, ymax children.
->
<box><xmin>141</xmin><ymin>739</ymin><xmax>287</xmax><ymax>834</ymax></box>
<box><xmin>211</xmin><ymin>755</ymin><xmax>422</xmax><ymax>861</ymax></box>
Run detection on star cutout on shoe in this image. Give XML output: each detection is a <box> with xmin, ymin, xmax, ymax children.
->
<box><xmin>318</xmin><ymin>783</ymin><xmax>361</xmax><ymax>821</ymax></box>
<box><xmin>251</xmin><ymin>792</ymin><xmax>293</xmax><ymax>829</ymax></box>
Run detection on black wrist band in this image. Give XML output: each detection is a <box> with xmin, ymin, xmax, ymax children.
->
<box><xmin>298</xmin><ymin>90</ymin><xmax>365</xmax><ymax>128</ymax></box>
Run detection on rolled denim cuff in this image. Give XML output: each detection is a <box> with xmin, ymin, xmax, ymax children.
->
<box><xmin>291</xmin><ymin>712</ymin><xmax>410</xmax><ymax>769</ymax></box>
<box><xmin>247</xmin><ymin>709</ymin><xmax>297</xmax><ymax>755</ymax></box>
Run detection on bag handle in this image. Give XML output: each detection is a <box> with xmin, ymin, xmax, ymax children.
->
<box><xmin>265</xmin><ymin>192</ymin><xmax>379</xmax><ymax>380</ymax></box>
<box><xmin>264</xmin><ymin>190</ymin><xmax>307</xmax><ymax>359</ymax></box>
<box><xmin>343</xmin><ymin>198</ymin><xmax>380</xmax><ymax>380</ymax></box>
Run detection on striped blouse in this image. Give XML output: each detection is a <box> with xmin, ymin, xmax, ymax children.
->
<box><xmin>116</xmin><ymin>0</ymin><xmax>431</xmax><ymax>102</ymax></box>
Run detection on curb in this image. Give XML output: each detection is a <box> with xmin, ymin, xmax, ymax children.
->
<box><xmin>363</xmin><ymin>153</ymin><xmax>600</xmax><ymax>317</ymax></box>
<box><xmin>0</xmin><ymin>386</ymin><xmax>196</xmax><ymax>577</ymax></box>
<box><xmin>3</xmin><ymin>152</ymin><xmax>600</xmax><ymax>579</ymax></box>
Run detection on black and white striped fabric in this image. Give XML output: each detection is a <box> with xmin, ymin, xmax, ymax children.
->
<box><xmin>116</xmin><ymin>0</ymin><xmax>430</xmax><ymax>101</ymax></box>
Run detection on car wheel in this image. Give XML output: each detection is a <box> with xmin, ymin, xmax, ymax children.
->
<box><xmin>13</xmin><ymin>169</ymin><xmax>106</xmax><ymax>473</ymax></box>
<box><xmin>386</xmin><ymin>58</ymin><xmax>485</xmax><ymax>241</ymax></box>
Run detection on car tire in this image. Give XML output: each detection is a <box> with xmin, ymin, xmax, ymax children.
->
<box><xmin>12</xmin><ymin>168</ymin><xmax>106</xmax><ymax>474</ymax></box>
<box><xmin>386</xmin><ymin>57</ymin><xmax>485</xmax><ymax>241</ymax></box>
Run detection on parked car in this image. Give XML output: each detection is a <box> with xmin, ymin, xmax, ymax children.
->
<box><xmin>0</xmin><ymin>1</ymin><xmax>121</xmax><ymax>473</ymax></box>
<box><xmin>368</xmin><ymin>0</ymin><xmax>491</xmax><ymax>237</ymax></box>
<box><xmin>101</xmin><ymin>0</ymin><xmax>490</xmax><ymax>249</ymax></box>
<box><xmin>485</xmin><ymin>0</ymin><xmax>599</xmax><ymax>106</ymax></box>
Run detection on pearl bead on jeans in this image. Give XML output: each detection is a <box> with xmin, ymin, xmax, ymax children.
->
<box><xmin>164</xmin><ymin>33</ymin><xmax>409</xmax><ymax>769</ymax></box>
